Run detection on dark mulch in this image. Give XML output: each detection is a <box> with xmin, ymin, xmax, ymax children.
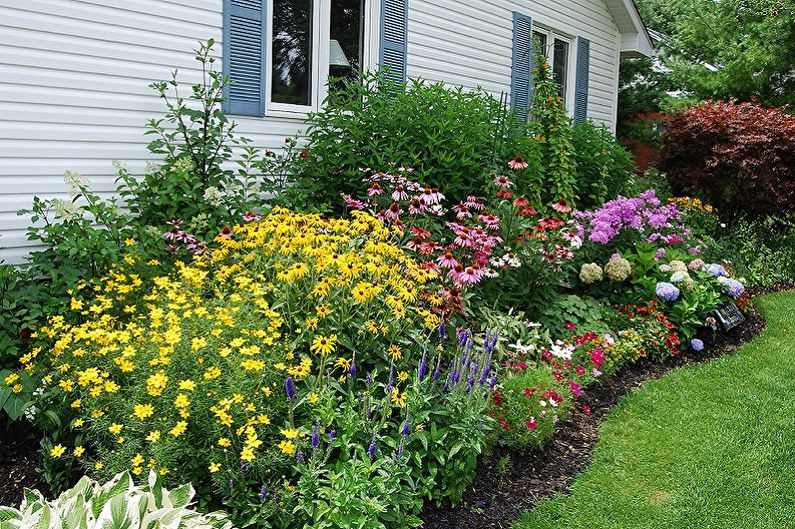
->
<box><xmin>421</xmin><ymin>298</ymin><xmax>772</xmax><ymax>529</ymax></box>
<box><xmin>0</xmin><ymin>414</ymin><xmax>48</xmax><ymax>507</ymax></box>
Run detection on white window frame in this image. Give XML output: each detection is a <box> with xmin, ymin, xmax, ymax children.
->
<box><xmin>531</xmin><ymin>24</ymin><xmax>576</xmax><ymax>116</ymax></box>
<box><xmin>265</xmin><ymin>0</ymin><xmax>377</xmax><ymax>118</ymax></box>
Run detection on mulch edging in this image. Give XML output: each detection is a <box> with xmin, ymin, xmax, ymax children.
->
<box><xmin>0</xmin><ymin>416</ymin><xmax>48</xmax><ymax>507</ymax></box>
<box><xmin>421</xmin><ymin>293</ymin><xmax>775</xmax><ymax>529</ymax></box>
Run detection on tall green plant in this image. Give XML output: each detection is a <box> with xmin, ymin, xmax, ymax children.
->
<box><xmin>528</xmin><ymin>62</ymin><xmax>577</xmax><ymax>206</ymax></box>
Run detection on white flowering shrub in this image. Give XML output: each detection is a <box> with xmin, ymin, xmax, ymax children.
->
<box><xmin>0</xmin><ymin>471</ymin><xmax>232</xmax><ymax>529</ymax></box>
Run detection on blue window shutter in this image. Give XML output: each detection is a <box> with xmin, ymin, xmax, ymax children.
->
<box><xmin>223</xmin><ymin>0</ymin><xmax>266</xmax><ymax>116</ymax></box>
<box><xmin>574</xmin><ymin>37</ymin><xmax>590</xmax><ymax>124</ymax></box>
<box><xmin>510</xmin><ymin>12</ymin><xmax>533</xmax><ymax>122</ymax></box>
<box><xmin>380</xmin><ymin>0</ymin><xmax>408</xmax><ymax>84</ymax></box>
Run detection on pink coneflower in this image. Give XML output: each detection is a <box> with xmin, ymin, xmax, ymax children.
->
<box><xmin>242</xmin><ymin>211</ymin><xmax>262</xmax><ymax>222</ymax></box>
<box><xmin>164</xmin><ymin>228</ymin><xmax>180</xmax><ymax>241</ymax></box>
<box><xmin>513</xmin><ymin>196</ymin><xmax>530</xmax><ymax>207</ymax></box>
<box><xmin>384</xmin><ymin>202</ymin><xmax>402</xmax><ymax>220</ymax></box>
<box><xmin>220</xmin><ymin>226</ymin><xmax>234</xmax><ymax>240</ymax></box>
<box><xmin>392</xmin><ymin>185</ymin><xmax>408</xmax><ymax>201</ymax></box>
<box><xmin>436</xmin><ymin>251</ymin><xmax>459</xmax><ymax>269</ymax></box>
<box><xmin>455</xmin><ymin>264</ymin><xmax>484</xmax><ymax>285</ymax></box>
<box><xmin>496</xmin><ymin>190</ymin><xmax>512</xmax><ymax>199</ymax></box>
<box><xmin>493</xmin><ymin>175</ymin><xmax>513</xmax><ymax>188</ymax></box>
<box><xmin>466</xmin><ymin>196</ymin><xmax>486</xmax><ymax>211</ymax></box>
<box><xmin>552</xmin><ymin>198</ymin><xmax>572</xmax><ymax>213</ymax></box>
<box><xmin>343</xmin><ymin>195</ymin><xmax>366</xmax><ymax>210</ymax></box>
<box><xmin>525</xmin><ymin>417</ymin><xmax>538</xmax><ymax>430</ymax></box>
<box><xmin>411</xmin><ymin>226</ymin><xmax>431</xmax><ymax>239</ymax></box>
<box><xmin>418</xmin><ymin>241</ymin><xmax>441</xmax><ymax>255</ymax></box>
<box><xmin>478</xmin><ymin>213</ymin><xmax>500</xmax><ymax>229</ymax></box>
<box><xmin>406</xmin><ymin>236</ymin><xmax>424</xmax><ymax>250</ymax></box>
<box><xmin>367</xmin><ymin>183</ymin><xmax>384</xmax><ymax>196</ymax></box>
<box><xmin>508</xmin><ymin>155</ymin><xmax>529</xmax><ymax>171</ymax></box>
<box><xmin>420</xmin><ymin>187</ymin><xmax>445</xmax><ymax>205</ymax></box>
<box><xmin>452</xmin><ymin>203</ymin><xmax>472</xmax><ymax>219</ymax></box>
<box><xmin>408</xmin><ymin>198</ymin><xmax>427</xmax><ymax>215</ymax></box>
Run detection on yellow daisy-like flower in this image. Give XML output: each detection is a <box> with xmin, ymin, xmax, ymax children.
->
<box><xmin>397</xmin><ymin>371</ymin><xmax>409</xmax><ymax>383</ymax></box>
<box><xmin>305</xmin><ymin>317</ymin><xmax>318</xmax><ymax>331</ymax></box>
<box><xmin>241</xmin><ymin>447</ymin><xmax>256</xmax><ymax>461</ymax></box>
<box><xmin>280</xmin><ymin>428</ymin><xmax>300</xmax><ymax>439</ymax></box>
<box><xmin>310</xmin><ymin>334</ymin><xmax>337</xmax><ymax>356</ymax></box>
<box><xmin>146</xmin><ymin>430</ymin><xmax>161</xmax><ymax>443</ymax></box>
<box><xmin>169</xmin><ymin>421</ymin><xmax>188</xmax><ymax>438</ymax></box>
<box><xmin>133</xmin><ymin>403</ymin><xmax>154</xmax><ymax>420</ymax></box>
<box><xmin>278</xmin><ymin>440</ymin><xmax>296</xmax><ymax>455</ymax></box>
<box><xmin>73</xmin><ymin>446</ymin><xmax>85</xmax><ymax>457</ymax></box>
<box><xmin>209</xmin><ymin>462</ymin><xmax>221</xmax><ymax>473</ymax></box>
<box><xmin>308</xmin><ymin>392</ymin><xmax>319</xmax><ymax>404</ymax></box>
<box><xmin>316</xmin><ymin>305</ymin><xmax>331</xmax><ymax>318</ymax></box>
<box><xmin>218</xmin><ymin>437</ymin><xmax>232</xmax><ymax>447</ymax></box>
<box><xmin>179</xmin><ymin>380</ymin><xmax>197</xmax><ymax>391</ymax></box>
<box><xmin>388</xmin><ymin>345</ymin><xmax>403</xmax><ymax>361</ymax></box>
<box><xmin>95</xmin><ymin>462</ymin><xmax>104</xmax><ymax>470</ymax></box>
<box><xmin>72</xmin><ymin>418</ymin><xmax>84</xmax><ymax>428</ymax></box>
<box><xmin>390</xmin><ymin>388</ymin><xmax>407</xmax><ymax>408</ymax></box>
<box><xmin>108</xmin><ymin>423</ymin><xmax>123</xmax><ymax>435</ymax></box>
<box><xmin>50</xmin><ymin>444</ymin><xmax>66</xmax><ymax>458</ymax></box>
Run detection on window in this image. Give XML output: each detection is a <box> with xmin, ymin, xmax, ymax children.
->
<box><xmin>266</xmin><ymin>0</ymin><xmax>371</xmax><ymax>114</ymax></box>
<box><xmin>532</xmin><ymin>27</ymin><xmax>573</xmax><ymax>106</ymax></box>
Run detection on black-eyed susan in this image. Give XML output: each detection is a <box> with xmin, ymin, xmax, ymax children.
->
<box><xmin>310</xmin><ymin>334</ymin><xmax>337</xmax><ymax>356</ymax></box>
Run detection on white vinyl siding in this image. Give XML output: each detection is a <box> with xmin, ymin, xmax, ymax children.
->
<box><xmin>0</xmin><ymin>0</ymin><xmax>624</xmax><ymax>263</ymax></box>
<box><xmin>407</xmin><ymin>0</ymin><xmax>620</xmax><ymax>128</ymax></box>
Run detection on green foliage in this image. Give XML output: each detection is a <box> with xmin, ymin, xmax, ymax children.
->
<box><xmin>0</xmin><ymin>470</ymin><xmax>233</xmax><ymax>529</ymax></box>
<box><xmin>570</xmin><ymin>122</ymin><xmax>636</xmax><ymax>209</ymax></box>
<box><xmin>117</xmin><ymin>40</ymin><xmax>262</xmax><ymax>237</ymax></box>
<box><xmin>617</xmin><ymin>57</ymin><xmax>674</xmax><ymax>139</ymax></box>
<box><xmin>538</xmin><ymin>295</ymin><xmax>611</xmax><ymax>339</ymax></box>
<box><xmin>285</xmin><ymin>71</ymin><xmax>524</xmax><ymax>210</ymax></box>
<box><xmin>528</xmin><ymin>62</ymin><xmax>576</xmax><ymax>205</ymax></box>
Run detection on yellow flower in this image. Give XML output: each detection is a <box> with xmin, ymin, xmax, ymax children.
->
<box><xmin>310</xmin><ymin>334</ymin><xmax>337</xmax><ymax>356</ymax></box>
<box><xmin>280</xmin><ymin>428</ymin><xmax>300</xmax><ymax>439</ymax></box>
<box><xmin>108</xmin><ymin>423</ymin><xmax>123</xmax><ymax>435</ymax></box>
<box><xmin>70</xmin><ymin>297</ymin><xmax>84</xmax><ymax>311</ymax></box>
<box><xmin>390</xmin><ymin>388</ymin><xmax>407</xmax><ymax>408</ymax></box>
<box><xmin>209</xmin><ymin>462</ymin><xmax>221</xmax><ymax>473</ymax></box>
<box><xmin>308</xmin><ymin>392</ymin><xmax>319</xmax><ymax>404</ymax></box>
<box><xmin>174</xmin><ymin>394</ymin><xmax>190</xmax><ymax>409</ymax></box>
<box><xmin>4</xmin><ymin>373</ymin><xmax>19</xmax><ymax>386</ymax></box>
<box><xmin>415</xmin><ymin>423</ymin><xmax>425</xmax><ymax>431</ymax></box>
<box><xmin>305</xmin><ymin>317</ymin><xmax>318</xmax><ymax>331</ymax></box>
<box><xmin>133</xmin><ymin>403</ymin><xmax>154</xmax><ymax>420</ymax></box>
<box><xmin>146</xmin><ymin>430</ymin><xmax>161</xmax><ymax>443</ymax></box>
<box><xmin>132</xmin><ymin>466</ymin><xmax>143</xmax><ymax>476</ymax></box>
<box><xmin>203</xmin><ymin>366</ymin><xmax>222</xmax><ymax>380</ymax></box>
<box><xmin>218</xmin><ymin>437</ymin><xmax>232</xmax><ymax>447</ymax></box>
<box><xmin>146</xmin><ymin>370</ymin><xmax>169</xmax><ymax>396</ymax></box>
<box><xmin>397</xmin><ymin>371</ymin><xmax>409</xmax><ymax>383</ymax></box>
<box><xmin>316</xmin><ymin>305</ymin><xmax>331</xmax><ymax>318</ymax></box>
<box><xmin>241</xmin><ymin>447</ymin><xmax>256</xmax><ymax>461</ymax></box>
<box><xmin>191</xmin><ymin>337</ymin><xmax>207</xmax><ymax>351</ymax></box>
<box><xmin>72</xmin><ymin>418</ymin><xmax>84</xmax><ymax>428</ymax></box>
<box><xmin>169</xmin><ymin>421</ymin><xmax>188</xmax><ymax>438</ymax></box>
<box><xmin>179</xmin><ymin>380</ymin><xmax>197</xmax><ymax>391</ymax></box>
<box><xmin>131</xmin><ymin>453</ymin><xmax>145</xmax><ymax>467</ymax></box>
<box><xmin>50</xmin><ymin>444</ymin><xmax>66</xmax><ymax>458</ymax></box>
<box><xmin>278</xmin><ymin>440</ymin><xmax>296</xmax><ymax>455</ymax></box>
<box><xmin>95</xmin><ymin>462</ymin><xmax>104</xmax><ymax>470</ymax></box>
<box><xmin>388</xmin><ymin>345</ymin><xmax>403</xmax><ymax>361</ymax></box>
<box><xmin>73</xmin><ymin>446</ymin><xmax>85</xmax><ymax>457</ymax></box>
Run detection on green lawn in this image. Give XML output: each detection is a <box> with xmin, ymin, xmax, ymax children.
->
<box><xmin>514</xmin><ymin>291</ymin><xmax>795</xmax><ymax>529</ymax></box>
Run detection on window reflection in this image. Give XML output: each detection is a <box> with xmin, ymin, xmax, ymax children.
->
<box><xmin>553</xmin><ymin>38</ymin><xmax>568</xmax><ymax>99</ymax></box>
<box><xmin>329</xmin><ymin>0</ymin><xmax>364</xmax><ymax>89</ymax></box>
<box><xmin>272</xmin><ymin>0</ymin><xmax>313</xmax><ymax>105</ymax></box>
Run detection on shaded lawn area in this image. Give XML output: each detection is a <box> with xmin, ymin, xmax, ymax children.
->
<box><xmin>514</xmin><ymin>291</ymin><xmax>795</xmax><ymax>529</ymax></box>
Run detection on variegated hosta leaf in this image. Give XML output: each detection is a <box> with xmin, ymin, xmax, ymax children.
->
<box><xmin>0</xmin><ymin>472</ymin><xmax>234</xmax><ymax>529</ymax></box>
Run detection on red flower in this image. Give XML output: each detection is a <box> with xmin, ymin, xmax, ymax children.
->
<box><xmin>583</xmin><ymin>405</ymin><xmax>591</xmax><ymax>416</ymax></box>
<box><xmin>564</xmin><ymin>322</ymin><xmax>576</xmax><ymax>331</ymax></box>
<box><xmin>523</xmin><ymin>387</ymin><xmax>537</xmax><ymax>397</ymax></box>
<box><xmin>493</xmin><ymin>390</ymin><xmax>504</xmax><ymax>406</ymax></box>
<box><xmin>496</xmin><ymin>190</ymin><xmax>512</xmax><ymax>199</ymax></box>
<box><xmin>513</xmin><ymin>196</ymin><xmax>529</xmax><ymax>207</ymax></box>
<box><xmin>508</xmin><ymin>155</ymin><xmax>529</xmax><ymax>171</ymax></box>
<box><xmin>19</xmin><ymin>327</ymin><xmax>32</xmax><ymax>339</ymax></box>
<box><xmin>518</xmin><ymin>207</ymin><xmax>538</xmax><ymax>216</ymax></box>
<box><xmin>499</xmin><ymin>418</ymin><xmax>510</xmax><ymax>430</ymax></box>
<box><xmin>299</xmin><ymin>150</ymin><xmax>309</xmax><ymax>159</ymax></box>
<box><xmin>525</xmin><ymin>418</ymin><xmax>538</xmax><ymax>430</ymax></box>
<box><xmin>552</xmin><ymin>198</ymin><xmax>572</xmax><ymax>213</ymax></box>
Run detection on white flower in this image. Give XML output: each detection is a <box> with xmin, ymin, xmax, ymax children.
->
<box><xmin>63</xmin><ymin>170</ymin><xmax>88</xmax><ymax>197</ymax></box>
<box><xmin>508</xmin><ymin>340</ymin><xmax>536</xmax><ymax>355</ymax></box>
<box><xmin>52</xmin><ymin>198</ymin><xmax>80</xmax><ymax>221</ymax></box>
<box><xmin>203</xmin><ymin>186</ymin><xmax>224</xmax><ymax>207</ymax></box>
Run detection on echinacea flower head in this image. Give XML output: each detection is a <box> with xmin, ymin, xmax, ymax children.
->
<box><xmin>656</xmin><ymin>282</ymin><xmax>680</xmax><ymax>302</ymax></box>
<box><xmin>552</xmin><ymin>198</ymin><xmax>572</xmax><ymax>213</ymax></box>
<box><xmin>508</xmin><ymin>155</ymin><xmax>529</xmax><ymax>170</ymax></box>
<box><xmin>493</xmin><ymin>174</ymin><xmax>513</xmax><ymax>188</ymax></box>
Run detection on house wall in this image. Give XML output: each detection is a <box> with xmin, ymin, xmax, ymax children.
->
<box><xmin>0</xmin><ymin>0</ymin><xmax>622</xmax><ymax>264</ymax></box>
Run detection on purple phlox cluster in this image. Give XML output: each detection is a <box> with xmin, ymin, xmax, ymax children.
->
<box><xmin>656</xmin><ymin>282</ymin><xmax>681</xmax><ymax>302</ymax></box>
<box><xmin>718</xmin><ymin>276</ymin><xmax>745</xmax><ymax>298</ymax></box>
<box><xmin>706</xmin><ymin>264</ymin><xmax>728</xmax><ymax>277</ymax></box>
<box><xmin>576</xmin><ymin>190</ymin><xmax>685</xmax><ymax>245</ymax></box>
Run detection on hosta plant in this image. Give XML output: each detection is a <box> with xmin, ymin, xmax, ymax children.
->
<box><xmin>0</xmin><ymin>471</ymin><xmax>232</xmax><ymax>529</ymax></box>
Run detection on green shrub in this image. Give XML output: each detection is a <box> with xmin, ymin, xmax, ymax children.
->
<box><xmin>279</xmin><ymin>71</ymin><xmax>525</xmax><ymax>210</ymax></box>
<box><xmin>0</xmin><ymin>471</ymin><xmax>233</xmax><ymax>529</ymax></box>
<box><xmin>571</xmin><ymin>121</ymin><xmax>636</xmax><ymax>209</ymax></box>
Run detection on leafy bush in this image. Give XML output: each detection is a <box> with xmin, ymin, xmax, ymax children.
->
<box><xmin>280</xmin><ymin>71</ymin><xmax>524</xmax><ymax>210</ymax></box>
<box><xmin>571</xmin><ymin>121</ymin><xmax>636</xmax><ymax>210</ymax></box>
<box><xmin>657</xmin><ymin>99</ymin><xmax>795</xmax><ymax>218</ymax></box>
<box><xmin>0</xmin><ymin>471</ymin><xmax>232</xmax><ymax>529</ymax></box>
<box><xmin>117</xmin><ymin>40</ymin><xmax>263</xmax><ymax>239</ymax></box>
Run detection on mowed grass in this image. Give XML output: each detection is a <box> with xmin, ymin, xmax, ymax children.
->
<box><xmin>514</xmin><ymin>291</ymin><xmax>795</xmax><ymax>529</ymax></box>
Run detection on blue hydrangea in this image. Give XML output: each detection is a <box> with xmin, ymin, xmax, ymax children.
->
<box><xmin>656</xmin><ymin>282</ymin><xmax>681</xmax><ymax>302</ymax></box>
<box><xmin>706</xmin><ymin>264</ymin><xmax>728</xmax><ymax>277</ymax></box>
<box><xmin>718</xmin><ymin>276</ymin><xmax>745</xmax><ymax>298</ymax></box>
<box><xmin>691</xmin><ymin>338</ymin><xmax>704</xmax><ymax>351</ymax></box>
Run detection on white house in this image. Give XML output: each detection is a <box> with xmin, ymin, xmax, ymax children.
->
<box><xmin>0</xmin><ymin>0</ymin><xmax>652</xmax><ymax>264</ymax></box>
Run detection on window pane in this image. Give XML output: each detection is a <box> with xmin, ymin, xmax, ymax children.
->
<box><xmin>533</xmin><ymin>31</ymin><xmax>548</xmax><ymax>58</ymax></box>
<box><xmin>330</xmin><ymin>0</ymin><xmax>364</xmax><ymax>74</ymax></box>
<box><xmin>272</xmin><ymin>0</ymin><xmax>313</xmax><ymax>105</ymax></box>
<box><xmin>553</xmin><ymin>38</ymin><xmax>568</xmax><ymax>99</ymax></box>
